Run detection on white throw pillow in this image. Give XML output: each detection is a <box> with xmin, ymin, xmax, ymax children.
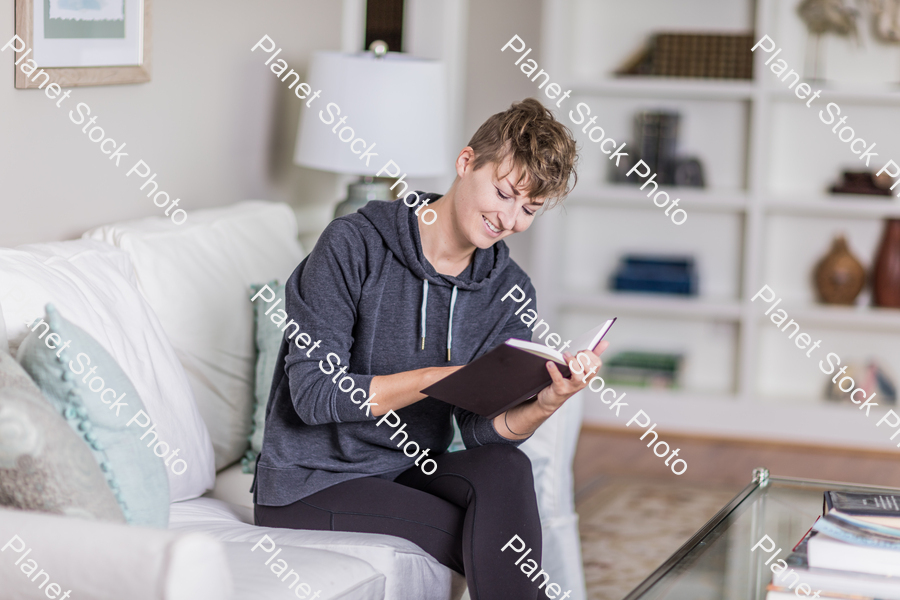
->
<box><xmin>86</xmin><ymin>201</ymin><xmax>305</xmax><ymax>470</ymax></box>
<box><xmin>0</xmin><ymin>239</ymin><xmax>216</xmax><ymax>502</ymax></box>
<box><xmin>0</xmin><ymin>301</ymin><xmax>8</xmax><ymax>355</ymax></box>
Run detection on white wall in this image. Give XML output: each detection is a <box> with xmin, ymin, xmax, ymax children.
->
<box><xmin>463</xmin><ymin>0</ymin><xmax>543</xmax><ymax>275</ymax></box>
<box><xmin>0</xmin><ymin>0</ymin><xmax>344</xmax><ymax>246</ymax></box>
<box><xmin>2</xmin><ymin>0</ymin><xmax>553</xmax><ymax>257</ymax></box>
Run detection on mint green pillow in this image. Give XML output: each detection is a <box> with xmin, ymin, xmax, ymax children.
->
<box><xmin>448</xmin><ymin>417</ymin><xmax>465</xmax><ymax>452</ymax></box>
<box><xmin>16</xmin><ymin>304</ymin><xmax>170</xmax><ymax>527</ymax></box>
<box><xmin>243</xmin><ymin>281</ymin><xmax>286</xmax><ymax>473</ymax></box>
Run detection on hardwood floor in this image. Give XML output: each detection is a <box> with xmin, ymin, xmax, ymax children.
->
<box><xmin>574</xmin><ymin>425</ymin><xmax>900</xmax><ymax>501</ymax></box>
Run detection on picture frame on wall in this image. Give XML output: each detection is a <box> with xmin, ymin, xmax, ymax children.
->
<box><xmin>14</xmin><ymin>0</ymin><xmax>152</xmax><ymax>88</ymax></box>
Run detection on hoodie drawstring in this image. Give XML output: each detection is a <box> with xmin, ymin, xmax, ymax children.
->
<box><xmin>420</xmin><ymin>279</ymin><xmax>429</xmax><ymax>350</ymax></box>
<box><xmin>447</xmin><ymin>285</ymin><xmax>458</xmax><ymax>362</ymax></box>
<box><xmin>420</xmin><ymin>279</ymin><xmax>458</xmax><ymax>362</ymax></box>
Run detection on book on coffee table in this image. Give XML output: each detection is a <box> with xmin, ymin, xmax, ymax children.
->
<box><xmin>825</xmin><ymin>491</ymin><xmax>900</xmax><ymax>530</ymax></box>
<box><xmin>421</xmin><ymin>318</ymin><xmax>616</xmax><ymax>419</ymax></box>
<box><xmin>765</xmin><ymin>523</ymin><xmax>900</xmax><ymax>599</ymax></box>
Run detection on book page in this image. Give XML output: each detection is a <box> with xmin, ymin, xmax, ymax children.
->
<box><xmin>506</xmin><ymin>339</ymin><xmax>565</xmax><ymax>363</ymax></box>
<box><xmin>506</xmin><ymin>318</ymin><xmax>615</xmax><ymax>364</ymax></box>
<box><xmin>568</xmin><ymin>318</ymin><xmax>616</xmax><ymax>353</ymax></box>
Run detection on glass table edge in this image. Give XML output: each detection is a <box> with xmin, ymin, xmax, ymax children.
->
<box><xmin>764</xmin><ymin>474</ymin><xmax>900</xmax><ymax>493</ymax></box>
<box><xmin>620</xmin><ymin>477</ymin><xmax>760</xmax><ymax>600</ymax></box>
<box><xmin>619</xmin><ymin>472</ymin><xmax>900</xmax><ymax>600</ymax></box>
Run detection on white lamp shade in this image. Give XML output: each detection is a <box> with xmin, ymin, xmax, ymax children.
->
<box><xmin>294</xmin><ymin>51</ymin><xmax>449</xmax><ymax>177</ymax></box>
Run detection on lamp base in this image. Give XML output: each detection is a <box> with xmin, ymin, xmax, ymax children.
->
<box><xmin>334</xmin><ymin>177</ymin><xmax>393</xmax><ymax>219</ymax></box>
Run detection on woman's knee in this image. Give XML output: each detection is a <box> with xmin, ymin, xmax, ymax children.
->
<box><xmin>474</xmin><ymin>444</ymin><xmax>534</xmax><ymax>482</ymax></box>
<box><xmin>480</xmin><ymin>443</ymin><xmax>530</xmax><ymax>463</ymax></box>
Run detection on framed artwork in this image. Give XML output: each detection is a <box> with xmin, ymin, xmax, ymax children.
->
<box><xmin>14</xmin><ymin>0</ymin><xmax>152</xmax><ymax>88</ymax></box>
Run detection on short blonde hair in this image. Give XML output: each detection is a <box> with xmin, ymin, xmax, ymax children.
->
<box><xmin>467</xmin><ymin>97</ymin><xmax>578</xmax><ymax>208</ymax></box>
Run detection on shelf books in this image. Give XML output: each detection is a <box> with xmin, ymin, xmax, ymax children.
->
<box><xmin>602</xmin><ymin>351</ymin><xmax>682</xmax><ymax>389</ymax></box>
<box><xmin>610</xmin><ymin>255</ymin><xmax>698</xmax><ymax>296</ymax></box>
<box><xmin>634</xmin><ymin>111</ymin><xmax>680</xmax><ymax>182</ymax></box>
<box><xmin>616</xmin><ymin>32</ymin><xmax>755</xmax><ymax>80</ymax></box>
<box><xmin>764</xmin><ymin>491</ymin><xmax>900</xmax><ymax>600</ymax></box>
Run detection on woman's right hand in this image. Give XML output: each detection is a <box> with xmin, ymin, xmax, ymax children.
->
<box><xmin>429</xmin><ymin>364</ymin><xmax>465</xmax><ymax>383</ymax></box>
<box><xmin>368</xmin><ymin>364</ymin><xmax>464</xmax><ymax>417</ymax></box>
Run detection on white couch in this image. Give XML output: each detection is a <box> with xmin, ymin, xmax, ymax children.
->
<box><xmin>0</xmin><ymin>201</ymin><xmax>586</xmax><ymax>600</ymax></box>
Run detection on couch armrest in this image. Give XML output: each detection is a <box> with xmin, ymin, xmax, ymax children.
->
<box><xmin>0</xmin><ymin>508</ymin><xmax>232</xmax><ymax>600</ymax></box>
<box><xmin>519</xmin><ymin>391</ymin><xmax>587</xmax><ymax>600</ymax></box>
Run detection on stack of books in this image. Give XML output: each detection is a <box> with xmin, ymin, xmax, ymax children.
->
<box><xmin>609</xmin><ymin>111</ymin><xmax>706</xmax><ymax>187</ymax></box>
<box><xmin>765</xmin><ymin>491</ymin><xmax>900</xmax><ymax>599</ymax></box>
<box><xmin>634</xmin><ymin>111</ymin><xmax>680</xmax><ymax>183</ymax></box>
<box><xmin>602</xmin><ymin>351</ymin><xmax>682</xmax><ymax>389</ymax></box>
<box><xmin>610</xmin><ymin>255</ymin><xmax>698</xmax><ymax>296</ymax></box>
<box><xmin>617</xmin><ymin>32</ymin><xmax>755</xmax><ymax>79</ymax></box>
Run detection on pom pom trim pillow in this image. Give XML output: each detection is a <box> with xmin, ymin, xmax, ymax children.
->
<box><xmin>17</xmin><ymin>304</ymin><xmax>170</xmax><ymax>527</ymax></box>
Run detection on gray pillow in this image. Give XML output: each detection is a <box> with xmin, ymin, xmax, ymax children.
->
<box><xmin>0</xmin><ymin>351</ymin><xmax>124</xmax><ymax>522</ymax></box>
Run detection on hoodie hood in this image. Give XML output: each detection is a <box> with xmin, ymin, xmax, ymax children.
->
<box><xmin>357</xmin><ymin>193</ymin><xmax>512</xmax><ymax>292</ymax></box>
<box><xmin>358</xmin><ymin>194</ymin><xmax>518</xmax><ymax>360</ymax></box>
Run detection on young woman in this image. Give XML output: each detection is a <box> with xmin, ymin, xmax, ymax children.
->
<box><xmin>252</xmin><ymin>98</ymin><xmax>606</xmax><ymax>599</ymax></box>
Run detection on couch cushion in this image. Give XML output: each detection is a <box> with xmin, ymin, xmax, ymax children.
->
<box><xmin>169</xmin><ymin>498</ymin><xmax>464</xmax><ymax>600</ymax></box>
<box><xmin>0</xmin><ymin>507</ymin><xmax>232</xmax><ymax>600</ymax></box>
<box><xmin>0</xmin><ymin>350</ymin><xmax>124</xmax><ymax>523</ymax></box>
<box><xmin>222</xmin><ymin>540</ymin><xmax>384</xmax><ymax>600</ymax></box>
<box><xmin>0</xmin><ymin>239</ymin><xmax>215</xmax><ymax>502</ymax></box>
<box><xmin>205</xmin><ymin>462</ymin><xmax>254</xmax><ymax>511</ymax></box>
<box><xmin>86</xmin><ymin>201</ymin><xmax>305</xmax><ymax>471</ymax></box>
<box><xmin>17</xmin><ymin>305</ymin><xmax>170</xmax><ymax>527</ymax></box>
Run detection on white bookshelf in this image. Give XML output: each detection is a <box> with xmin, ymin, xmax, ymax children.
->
<box><xmin>534</xmin><ymin>0</ymin><xmax>900</xmax><ymax>451</ymax></box>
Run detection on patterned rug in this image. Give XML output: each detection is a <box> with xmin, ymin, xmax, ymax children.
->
<box><xmin>577</xmin><ymin>478</ymin><xmax>741</xmax><ymax>600</ymax></box>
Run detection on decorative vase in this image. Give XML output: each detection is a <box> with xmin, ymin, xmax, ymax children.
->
<box><xmin>873</xmin><ymin>219</ymin><xmax>900</xmax><ymax>308</ymax></box>
<box><xmin>814</xmin><ymin>235</ymin><xmax>866</xmax><ymax>305</ymax></box>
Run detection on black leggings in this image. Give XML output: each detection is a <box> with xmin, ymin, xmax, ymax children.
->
<box><xmin>254</xmin><ymin>444</ymin><xmax>543</xmax><ymax>600</ymax></box>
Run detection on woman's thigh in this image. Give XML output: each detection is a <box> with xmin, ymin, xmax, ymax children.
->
<box><xmin>394</xmin><ymin>443</ymin><xmax>537</xmax><ymax>510</ymax></box>
<box><xmin>254</xmin><ymin>476</ymin><xmax>466</xmax><ymax>573</ymax></box>
<box><xmin>394</xmin><ymin>444</ymin><xmax>543</xmax><ymax>600</ymax></box>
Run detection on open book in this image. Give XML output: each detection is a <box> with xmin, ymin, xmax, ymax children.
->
<box><xmin>421</xmin><ymin>318</ymin><xmax>616</xmax><ymax>419</ymax></box>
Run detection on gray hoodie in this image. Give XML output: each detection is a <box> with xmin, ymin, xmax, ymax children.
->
<box><xmin>252</xmin><ymin>194</ymin><xmax>537</xmax><ymax>506</ymax></box>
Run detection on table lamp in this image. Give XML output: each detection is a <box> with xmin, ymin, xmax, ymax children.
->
<box><xmin>294</xmin><ymin>42</ymin><xmax>448</xmax><ymax>218</ymax></box>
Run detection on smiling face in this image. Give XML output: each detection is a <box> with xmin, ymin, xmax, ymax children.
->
<box><xmin>452</xmin><ymin>147</ymin><xmax>545</xmax><ymax>249</ymax></box>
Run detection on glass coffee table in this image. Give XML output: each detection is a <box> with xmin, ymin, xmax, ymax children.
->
<box><xmin>624</xmin><ymin>469</ymin><xmax>900</xmax><ymax>600</ymax></box>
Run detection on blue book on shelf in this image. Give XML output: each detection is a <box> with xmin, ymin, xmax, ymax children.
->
<box><xmin>611</xmin><ymin>256</ymin><xmax>697</xmax><ymax>296</ymax></box>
